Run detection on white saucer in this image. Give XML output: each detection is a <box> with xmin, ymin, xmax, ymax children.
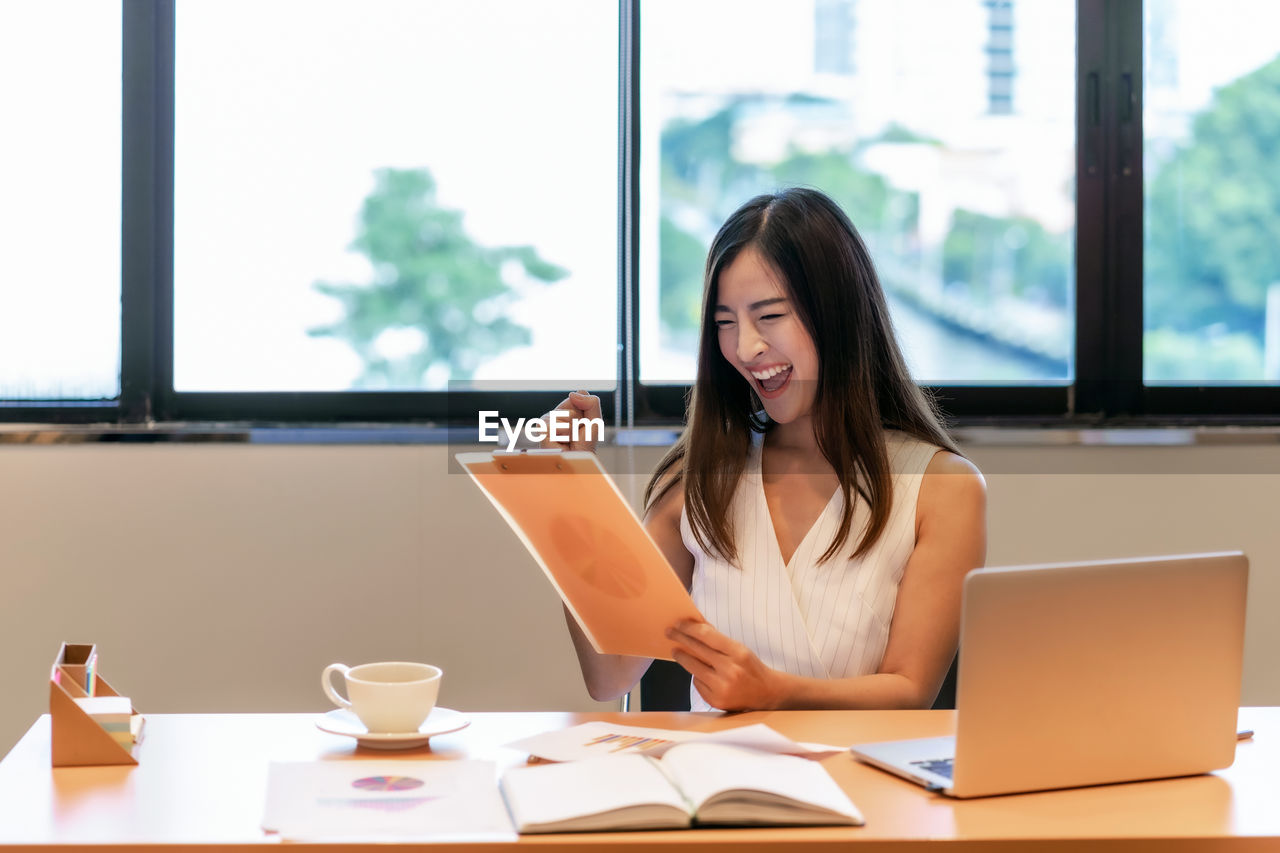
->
<box><xmin>316</xmin><ymin>707</ymin><xmax>470</xmax><ymax>750</ymax></box>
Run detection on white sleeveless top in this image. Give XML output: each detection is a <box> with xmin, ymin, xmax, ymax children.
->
<box><xmin>679</xmin><ymin>430</ymin><xmax>941</xmax><ymax>711</ymax></box>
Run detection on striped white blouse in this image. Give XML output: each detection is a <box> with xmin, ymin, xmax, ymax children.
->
<box><xmin>679</xmin><ymin>429</ymin><xmax>941</xmax><ymax>711</ymax></box>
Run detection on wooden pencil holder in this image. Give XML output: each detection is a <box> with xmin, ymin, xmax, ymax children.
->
<box><xmin>49</xmin><ymin>643</ymin><xmax>142</xmax><ymax>767</ymax></box>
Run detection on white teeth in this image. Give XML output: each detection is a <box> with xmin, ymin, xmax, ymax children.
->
<box><xmin>750</xmin><ymin>364</ymin><xmax>791</xmax><ymax>380</ymax></box>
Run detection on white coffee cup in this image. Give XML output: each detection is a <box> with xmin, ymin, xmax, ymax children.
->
<box><xmin>322</xmin><ymin>661</ymin><xmax>442</xmax><ymax>734</ymax></box>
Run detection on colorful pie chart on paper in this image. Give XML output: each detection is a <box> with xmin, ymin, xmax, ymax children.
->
<box><xmin>351</xmin><ymin>775</ymin><xmax>425</xmax><ymax>792</ymax></box>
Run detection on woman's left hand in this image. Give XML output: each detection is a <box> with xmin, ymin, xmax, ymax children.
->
<box><xmin>666</xmin><ymin>621</ymin><xmax>788</xmax><ymax>711</ymax></box>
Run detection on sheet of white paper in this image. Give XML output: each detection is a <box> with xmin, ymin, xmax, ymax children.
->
<box><xmin>505</xmin><ymin>720</ymin><xmax>685</xmax><ymax>761</ymax></box>
<box><xmin>262</xmin><ymin>760</ymin><xmax>515</xmax><ymax>842</ymax></box>
<box><xmin>695</xmin><ymin>723</ymin><xmax>844</xmax><ymax>758</ymax></box>
<box><xmin>505</xmin><ymin>721</ymin><xmax>842</xmax><ymax>762</ymax></box>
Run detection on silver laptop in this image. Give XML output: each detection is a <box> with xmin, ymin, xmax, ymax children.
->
<box><xmin>850</xmin><ymin>552</ymin><xmax>1248</xmax><ymax>798</ymax></box>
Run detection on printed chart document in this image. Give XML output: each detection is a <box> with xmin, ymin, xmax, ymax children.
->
<box><xmin>500</xmin><ymin>742</ymin><xmax>864</xmax><ymax>833</ymax></box>
<box><xmin>262</xmin><ymin>760</ymin><xmax>515</xmax><ymax>842</ymax></box>
<box><xmin>506</xmin><ymin>720</ymin><xmax>844</xmax><ymax>762</ymax></box>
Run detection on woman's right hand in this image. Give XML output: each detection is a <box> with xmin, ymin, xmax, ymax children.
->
<box><xmin>542</xmin><ymin>391</ymin><xmax>603</xmax><ymax>452</ymax></box>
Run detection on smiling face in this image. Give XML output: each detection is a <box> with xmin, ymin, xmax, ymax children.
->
<box><xmin>713</xmin><ymin>245</ymin><xmax>819</xmax><ymax>425</ymax></box>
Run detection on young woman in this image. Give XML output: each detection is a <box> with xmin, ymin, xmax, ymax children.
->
<box><xmin>550</xmin><ymin>187</ymin><xmax>986</xmax><ymax>711</ymax></box>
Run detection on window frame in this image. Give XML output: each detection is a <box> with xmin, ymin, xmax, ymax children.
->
<box><xmin>2</xmin><ymin>0</ymin><xmax>1276</xmax><ymax>429</ymax></box>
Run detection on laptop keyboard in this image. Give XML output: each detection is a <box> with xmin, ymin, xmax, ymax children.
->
<box><xmin>910</xmin><ymin>758</ymin><xmax>954</xmax><ymax>780</ymax></box>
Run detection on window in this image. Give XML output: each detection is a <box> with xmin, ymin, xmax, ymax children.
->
<box><xmin>173</xmin><ymin>0</ymin><xmax>617</xmax><ymax>394</ymax></box>
<box><xmin>3</xmin><ymin>0</ymin><xmax>1278</xmax><ymax>427</ymax></box>
<box><xmin>640</xmin><ymin>0</ymin><xmax>1073</xmax><ymax>385</ymax></box>
<box><xmin>0</xmin><ymin>1</ymin><xmax>121</xmax><ymax>402</ymax></box>
<box><xmin>1142</xmin><ymin>0</ymin><xmax>1280</xmax><ymax>384</ymax></box>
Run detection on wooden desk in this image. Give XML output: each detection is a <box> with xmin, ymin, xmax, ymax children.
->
<box><xmin>0</xmin><ymin>708</ymin><xmax>1275</xmax><ymax>851</ymax></box>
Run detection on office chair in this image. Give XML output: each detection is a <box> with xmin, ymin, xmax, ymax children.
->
<box><xmin>637</xmin><ymin>659</ymin><xmax>692</xmax><ymax>711</ymax></box>
<box><xmin>931</xmin><ymin>654</ymin><xmax>959</xmax><ymax>710</ymax></box>
<box><xmin>637</xmin><ymin>654</ymin><xmax>959</xmax><ymax>711</ymax></box>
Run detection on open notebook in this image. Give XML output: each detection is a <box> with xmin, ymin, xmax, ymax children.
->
<box><xmin>500</xmin><ymin>742</ymin><xmax>863</xmax><ymax>833</ymax></box>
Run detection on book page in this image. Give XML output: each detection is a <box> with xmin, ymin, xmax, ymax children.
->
<box><xmin>659</xmin><ymin>743</ymin><xmax>863</xmax><ymax>826</ymax></box>
<box><xmin>500</xmin><ymin>753</ymin><xmax>691</xmax><ymax>833</ymax></box>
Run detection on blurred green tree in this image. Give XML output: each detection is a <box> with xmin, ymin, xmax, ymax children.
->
<box><xmin>1144</xmin><ymin>53</ymin><xmax>1280</xmax><ymax>379</ymax></box>
<box><xmin>657</xmin><ymin>103</ymin><xmax>752</xmax><ymax>344</ymax></box>
<box><xmin>656</xmin><ymin>97</ymin><xmax>910</xmax><ymax>341</ymax></box>
<box><xmin>658</xmin><ymin>215</ymin><xmax>708</xmax><ymax>347</ymax></box>
<box><xmin>1144</xmin><ymin>328</ymin><xmax>1264</xmax><ymax>382</ymax></box>
<box><xmin>942</xmin><ymin>210</ymin><xmax>1071</xmax><ymax>307</ymax></box>
<box><xmin>310</xmin><ymin>168</ymin><xmax>567</xmax><ymax>387</ymax></box>
<box><xmin>771</xmin><ymin>149</ymin><xmax>894</xmax><ymax>236</ymax></box>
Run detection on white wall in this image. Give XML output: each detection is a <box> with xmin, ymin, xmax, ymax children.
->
<box><xmin>3</xmin><ymin>437</ymin><xmax>1278</xmax><ymax>756</ymax></box>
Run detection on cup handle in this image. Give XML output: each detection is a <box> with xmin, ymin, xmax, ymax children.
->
<box><xmin>322</xmin><ymin>663</ymin><xmax>352</xmax><ymax>710</ymax></box>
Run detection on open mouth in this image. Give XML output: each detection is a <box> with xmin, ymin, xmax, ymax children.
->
<box><xmin>750</xmin><ymin>364</ymin><xmax>793</xmax><ymax>396</ymax></box>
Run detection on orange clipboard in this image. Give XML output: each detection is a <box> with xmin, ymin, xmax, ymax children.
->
<box><xmin>457</xmin><ymin>450</ymin><xmax>703</xmax><ymax>660</ymax></box>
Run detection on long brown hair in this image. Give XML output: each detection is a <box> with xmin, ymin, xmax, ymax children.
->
<box><xmin>646</xmin><ymin>187</ymin><xmax>959</xmax><ymax>564</ymax></box>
